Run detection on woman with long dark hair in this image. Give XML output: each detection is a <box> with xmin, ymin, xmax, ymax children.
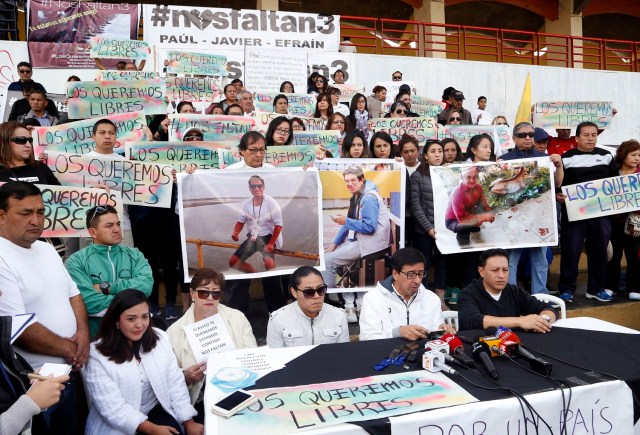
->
<box><xmin>465</xmin><ymin>133</ymin><xmax>496</xmax><ymax>162</ymax></box>
<box><xmin>313</xmin><ymin>93</ymin><xmax>333</xmax><ymax>120</ymax></box>
<box><xmin>85</xmin><ymin>290</ymin><xmax>201</xmax><ymax>435</ymax></box>
<box><xmin>265</xmin><ymin>116</ymin><xmax>293</xmax><ymax>147</ymax></box>
<box><xmin>347</xmin><ymin>93</ymin><xmax>369</xmax><ymax>137</ymax></box>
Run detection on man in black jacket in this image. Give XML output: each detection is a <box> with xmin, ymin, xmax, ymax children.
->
<box><xmin>458</xmin><ymin>248</ymin><xmax>557</xmax><ymax>331</ymax></box>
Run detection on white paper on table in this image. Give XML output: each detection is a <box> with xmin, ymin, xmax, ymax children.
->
<box><xmin>183</xmin><ymin>314</ymin><xmax>236</xmax><ymax>363</ymax></box>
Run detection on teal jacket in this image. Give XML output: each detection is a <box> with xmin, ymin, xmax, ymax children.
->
<box><xmin>66</xmin><ymin>243</ymin><xmax>153</xmax><ymax>337</ymax></box>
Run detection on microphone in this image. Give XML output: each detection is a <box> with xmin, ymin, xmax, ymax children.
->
<box><xmin>472</xmin><ymin>341</ymin><xmax>498</xmax><ymax>379</ymax></box>
<box><xmin>442</xmin><ymin>334</ymin><xmax>475</xmax><ymax>368</ymax></box>
<box><xmin>423</xmin><ymin>350</ymin><xmax>458</xmax><ymax>375</ymax></box>
<box><xmin>497</xmin><ymin>329</ymin><xmax>553</xmax><ymax>376</ymax></box>
<box><xmin>424</xmin><ymin>339</ymin><xmax>467</xmax><ymax>369</ymax></box>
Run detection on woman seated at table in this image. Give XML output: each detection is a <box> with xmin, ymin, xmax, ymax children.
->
<box><xmin>85</xmin><ymin>290</ymin><xmax>201</xmax><ymax>435</ymax></box>
<box><xmin>167</xmin><ymin>268</ymin><xmax>257</xmax><ymax>423</ymax></box>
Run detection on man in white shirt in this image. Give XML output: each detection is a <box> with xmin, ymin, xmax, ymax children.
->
<box><xmin>0</xmin><ymin>181</ymin><xmax>89</xmax><ymax>433</ymax></box>
<box><xmin>226</xmin><ymin>131</ymin><xmax>274</xmax><ymax>169</ymax></box>
<box><xmin>470</xmin><ymin>96</ymin><xmax>493</xmax><ymax>125</ymax></box>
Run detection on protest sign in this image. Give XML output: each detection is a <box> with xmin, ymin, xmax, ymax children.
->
<box><xmin>206</xmin><ymin>347</ymin><xmax>287</xmax><ymax>381</ymax></box>
<box><xmin>28</xmin><ymin>1</ymin><xmax>139</xmax><ymax>68</ymax></box>
<box><xmin>126</xmin><ymin>140</ymin><xmax>238</xmax><ymax>171</ymax></box>
<box><xmin>96</xmin><ymin>71</ymin><xmax>161</xmax><ymax>81</ymax></box>
<box><xmin>216</xmin><ymin>149</ymin><xmax>239</xmax><ymax>169</ymax></box>
<box><xmin>254</xmin><ymin>112</ymin><xmax>326</xmax><ymax>133</ymax></box>
<box><xmin>165</xmin><ymin>76</ymin><xmax>223</xmax><ymax>102</ymax></box>
<box><xmin>315</xmin><ymin>159</ymin><xmax>404</xmax><ymax>292</ymax></box>
<box><xmin>166</xmin><ymin>51</ymin><xmax>228</xmax><ymax>76</ymax></box>
<box><xmin>46</xmin><ymin>151</ymin><xmax>174</xmax><ymax>208</ymax></box>
<box><xmin>66</xmin><ymin>79</ymin><xmax>167</xmax><ymax>119</ymax></box>
<box><xmin>381</xmin><ymin>98</ymin><xmax>445</xmax><ymax>119</ymax></box>
<box><xmin>34</xmin><ymin>111</ymin><xmax>147</xmax><ymax>155</ymax></box>
<box><xmin>254</xmin><ymin>93</ymin><xmax>315</xmax><ymax>117</ymax></box>
<box><xmin>438</xmin><ymin>124</ymin><xmax>514</xmax><ymax>151</ymax></box>
<box><xmin>178</xmin><ymin>168</ymin><xmax>322</xmax><ymax>281</ymax></box>
<box><xmin>370</xmin><ymin>117</ymin><xmax>438</xmax><ymax>145</ymax></box>
<box><xmin>332</xmin><ymin>84</ymin><xmax>365</xmax><ymax>103</ymax></box>
<box><xmin>411</xmin><ymin>95</ymin><xmax>446</xmax><ymax>109</ymax></box>
<box><xmin>376</xmin><ymin>81</ymin><xmax>415</xmax><ymax>103</ymax></box>
<box><xmin>263</xmin><ymin>145</ymin><xmax>318</xmax><ymax>167</ymax></box>
<box><xmin>38</xmin><ymin>184</ymin><xmax>123</xmax><ymax>238</ymax></box>
<box><xmin>168</xmin><ymin>113</ymin><xmax>255</xmax><ymax>142</ymax></box>
<box><xmin>562</xmin><ymin>173</ymin><xmax>640</xmax><ymax>222</ymax></box>
<box><xmin>244</xmin><ymin>47</ymin><xmax>307</xmax><ymax>93</ymax></box>
<box><xmin>182</xmin><ymin>314</ymin><xmax>236</xmax><ymax>363</ymax></box>
<box><xmin>431</xmin><ymin>159</ymin><xmax>558</xmax><ymax>254</ymax></box>
<box><xmin>89</xmin><ymin>37</ymin><xmax>150</xmax><ymax>60</ymax></box>
<box><xmin>292</xmin><ymin>130</ymin><xmax>340</xmax><ymax>157</ymax></box>
<box><xmin>533</xmin><ymin>101</ymin><xmax>614</xmax><ymax>129</ymax></box>
<box><xmin>212</xmin><ymin>371</ymin><xmax>477</xmax><ymax>434</ymax></box>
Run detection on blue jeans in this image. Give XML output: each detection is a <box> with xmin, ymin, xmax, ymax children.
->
<box><xmin>509</xmin><ymin>247</ymin><xmax>549</xmax><ymax>294</ymax></box>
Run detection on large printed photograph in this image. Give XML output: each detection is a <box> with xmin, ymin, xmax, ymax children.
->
<box><xmin>431</xmin><ymin>158</ymin><xmax>558</xmax><ymax>254</ymax></box>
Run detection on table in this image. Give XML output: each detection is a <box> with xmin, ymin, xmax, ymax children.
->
<box><xmin>205</xmin><ymin>318</ymin><xmax>640</xmax><ymax>434</ymax></box>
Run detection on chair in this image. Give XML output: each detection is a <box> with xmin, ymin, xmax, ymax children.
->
<box><xmin>532</xmin><ymin>293</ymin><xmax>567</xmax><ymax>319</ymax></box>
<box><xmin>443</xmin><ymin>311</ymin><xmax>459</xmax><ymax>330</ymax></box>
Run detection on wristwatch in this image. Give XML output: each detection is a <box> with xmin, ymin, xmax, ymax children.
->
<box><xmin>99</xmin><ymin>281</ymin><xmax>111</xmax><ymax>295</ymax></box>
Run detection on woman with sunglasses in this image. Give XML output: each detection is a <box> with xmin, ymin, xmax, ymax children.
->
<box><xmin>310</xmin><ymin>75</ymin><xmax>329</xmax><ymax>95</ymax></box>
<box><xmin>85</xmin><ymin>290</ymin><xmax>202</xmax><ymax>435</ymax></box>
<box><xmin>0</xmin><ymin>121</ymin><xmax>60</xmax><ymax>184</ymax></box>
<box><xmin>385</xmin><ymin>101</ymin><xmax>409</xmax><ymax>119</ymax></box>
<box><xmin>446</xmin><ymin>110</ymin><xmax>462</xmax><ymax>125</ymax></box>
<box><xmin>265</xmin><ymin>116</ymin><xmax>293</xmax><ymax>147</ymax></box>
<box><xmin>168</xmin><ymin>268</ymin><xmax>256</xmax><ymax>422</ymax></box>
<box><xmin>266</xmin><ymin>266</ymin><xmax>348</xmax><ymax>348</ymax></box>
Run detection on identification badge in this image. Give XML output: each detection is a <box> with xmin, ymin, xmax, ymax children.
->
<box><xmin>250</xmin><ymin>221</ymin><xmax>259</xmax><ymax>241</ymax></box>
<box><xmin>347</xmin><ymin>230</ymin><xmax>355</xmax><ymax>240</ymax></box>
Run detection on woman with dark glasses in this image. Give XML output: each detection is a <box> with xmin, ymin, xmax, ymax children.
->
<box><xmin>0</xmin><ymin>121</ymin><xmax>60</xmax><ymax>184</ymax></box>
<box><xmin>168</xmin><ymin>268</ymin><xmax>256</xmax><ymax>423</ymax></box>
<box><xmin>266</xmin><ymin>266</ymin><xmax>348</xmax><ymax>348</ymax></box>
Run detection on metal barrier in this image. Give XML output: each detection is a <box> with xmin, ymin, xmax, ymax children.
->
<box><xmin>339</xmin><ymin>16</ymin><xmax>639</xmax><ymax>73</ymax></box>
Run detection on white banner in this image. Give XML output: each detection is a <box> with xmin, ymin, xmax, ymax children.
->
<box><xmin>183</xmin><ymin>313</ymin><xmax>236</xmax><ymax>363</ymax></box>
<box><xmin>307</xmin><ymin>52</ymin><xmax>356</xmax><ymax>84</ymax></box>
<box><xmin>245</xmin><ymin>48</ymin><xmax>307</xmax><ymax>93</ymax></box>
<box><xmin>142</xmin><ymin>5</ymin><xmax>340</xmax><ymax>51</ymax></box>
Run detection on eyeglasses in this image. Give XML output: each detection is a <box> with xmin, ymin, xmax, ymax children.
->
<box><xmin>195</xmin><ymin>290</ymin><xmax>221</xmax><ymax>300</ymax></box>
<box><xmin>395</xmin><ymin>109</ymin><xmax>406</xmax><ymax>115</ymax></box>
<box><xmin>392</xmin><ymin>76</ymin><xmax>402</xmax><ymax>81</ymax></box>
<box><xmin>448</xmin><ymin>117</ymin><xmax>461</xmax><ymax>122</ymax></box>
<box><xmin>275</xmin><ymin>128</ymin><xmax>290</xmax><ymax>135</ymax></box>
<box><xmin>87</xmin><ymin>205</ymin><xmax>115</xmax><ymax>226</ymax></box>
<box><xmin>246</xmin><ymin>148</ymin><xmax>266</xmax><ymax>154</ymax></box>
<box><xmin>249</xmin><ymin>184</ymin><xmax>264</xmax><ymax>189</ymax></box>
<box><xmin>295</xmin><ymin>285</ymin><xmax>328</xmax><ymax>299</ymax></box>
<box><xmin>10</xmin><ymin>136</ymin><xmax>33</xmax><ymax>145</ymax></box>
<box><xmin>399</xmin><ymin>270</ymin><xmax>426</xmax><ymax>279</ymax></box>
<box><xmin>19</xmin><ymin>69</ymin><xmax>31</xmax><ymax>73</ymax></box>
<box><xmin>184</xmin><ymin>134</ymin><xmax>203</xmax><ymax>141</ymax></box>
<box><xmin>515</xmin><ymin>132</ymin><xmax>535</xmax><ymax>139</ymax></box>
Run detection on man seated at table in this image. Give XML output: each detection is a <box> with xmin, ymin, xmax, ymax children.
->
<box><xmin>458</xmin><ymin>248</ymin><xmax>558</xmax><ymax>332</ymax></box>
<box><xmin>266</xmin><ymin>266</ymin><xmax>349</xmax><ymax>348</ymax></box>
<box><xmin>359</xmin><ymin>248</ymin><xmax>454</xmax><ymax>341</ymax></box>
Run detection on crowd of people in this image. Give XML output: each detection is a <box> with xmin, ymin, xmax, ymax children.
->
<box><xmin>0</xmin><ymin>58</ymin><xmax>638</xmax><ymax>435</ymax></box>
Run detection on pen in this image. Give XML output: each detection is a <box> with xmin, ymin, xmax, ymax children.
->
<box><xmin>22</xmin><ymin>372</ymin><xmax>55</xmax><ymax>381</ymax></box>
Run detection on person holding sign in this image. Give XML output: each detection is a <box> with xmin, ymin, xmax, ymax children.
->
<box><xmin>267</xmin><ymin>266</ymin><xmax>348</xmax><ymax>347</ymax></box>
<box><xmin>313</xmin><ymin>93</ymin><xmax>333</xmax><ymax>121</ymax></box>
<box><xmin>366</xmin><ymin>86</ymin><xmax>387</xmax><ymax>120</ymax></box>
<box><xmin>265</xmin><ymin>117</ymin><xmax>293</xmax><ymax>147</ymax></box>
<box><xmin>226</xmin><ymin>131</ymin><xmax>274</xmax><ymax>169</ymax></box>
<box><xmin>167</xmin><ymin>268</ymin><xmax>256</xmax><ymax>422</ymax></box>
<box><xmin>557</xmin><ymin>122</ymin><xmax>619</xmax><ymax>303</ymax></box>
<box><xmin>272</xmin><ymin>94</ymin><xmax>289</xmax><ymax>115</ymax></box>
<box><xmin>85</xmin><ymin>290</ymin><xmax>201</xmax><ymax>435</ymax></box>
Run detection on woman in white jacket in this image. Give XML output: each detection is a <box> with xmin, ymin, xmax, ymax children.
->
<box><xmin>85</xmin><ymin>290</ymin><xmax>201</xmax><ymax>435</ymax></box>
<box><xmin>167</xmin><ymin>268</ymin><xmax>257</xmax><ymax>423</ymax></box>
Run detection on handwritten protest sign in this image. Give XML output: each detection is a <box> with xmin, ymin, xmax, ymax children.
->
<box><xmin>533</xmin><ymin>101</ymin><xmax>614</xmax><ymax>129</ymax></box>
<box><xmin>292</xmin><ymin>130</ymin><xmax>340</xmax><ymax>157</ymax></box>
<box><xmin>39</xmin><ymin>184</ymin><xmax>123</xmax><ymax>238</ymax></box>
<box><xmin>332</xmin><ymin>84</ymin><xmax>365</xmax><ymax>103</ymax></box>
<box><xmin>46</xmin><ymin>151</ymin><xmax>174</xmax><ymax>208</ymax></box>
<box><xmin>438</xmin><ymin>124</ymin><xmax>514</xmax><ymax>151</ymax></box>
<box><xmin>254</xmin><ymin>93</ymin><xmax>315</xmax><ymax>117</ymax></box>
<box><xmin>263</xmin><ymin>145</ymin><xmax>317</xmax><ymax>167</ymax></box>
<box><xmin>89</xmin><ymin>37</ymin><xmax>150</xmax><ymax>60</ymax></box>
<box><xmin>168</xmin><ymin>114</ymin><xmax>255</xmax><ymax>142</ymax></box>
<box><xmin>183</xmin><ymin>314</ymin><xmax>235</xmax><ymax>363</ymax></box>
<box><xmin>370</xmin><ymin>117</ymin><xmax>438</xmax><ymax>145</ymax></box>
<box><xmin>412</xmin><ymin>95</ymin><xmax>446</xmax><ymax>109</ymax></box>
<box><xmin>376</xmin><ymin>81</ymin><xmax>415</xmax><ymax>103</ymax></box>
<box><xmin>34</xmin><ymin>112</ymin><xmax>147</xmax><ymax>155</ymax></box>
<box><xmin>126</xmin><ymin>140</ymin><xmax>238</xmax><ymax>171</ymax></box>
<box><xmin>165</xmin><ymin>76</ymin><xmax>223</xmax><ymax>102</ymax></box>
<box><xmin>245</xmin><ymin>48</ymin><xmax>307</xmax><ymax>92</ymax></box>
<box><xmin>166</xmin><ymin>51</ymin><xmax>227</xmax><ymax>76</ymax></box>
<box><xmin>562</xmin><ymin>173</ymin><xmax>640</xmax><ymax>221</ymax></box>
<box><xmin>96</xmin><ymin>71</ymin><xmax>160</xmax><ymax>81</ymax></box>
<box><xmin>254</xmin><ymin>112</ymin><xmax>326</xmax><ymax>133</ymax></box>
<box><xmin>66</xmin><ymin>79</ymin><xmax>167</xmax><ymax>118</ymax></box>
<box><xmin>214</xmin><ymin>371</ymin><xmax>477</xmax><ymax>434</ymax></box>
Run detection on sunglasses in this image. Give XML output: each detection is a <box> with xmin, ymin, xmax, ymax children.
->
<box><xmin>448</xmin><ymin>117</ymin><xmax>461</xmax><ymax>122</ymax></box>
<box><xmin>195</xmin><ymin>290</ymin><xmax>221</xmax><ymax>300</ymax></box>
<box><xmin>515</xmin><ymin>132</ymin><xmax>535</xmax><ymax>138</ymax></box>
<box><xmin>295</xmin><ymin>285</ymin><xmax>328</xmax><ymax>299</ymax></box>
<box><xmin>395</xmin><ymin>109</ymin><xmax>406</xmax><ymax>115</ymax></box>
<box><xmin>184</xmin><ymin>134</ymin><xmax>203</xmax><ymax>141</ymax></box>
<box><xmin>11</xmin><ymin>136</ymin><xmax>33</xmax><ymax>145</ymax></box>
<box><xmin>249</xmin><ymin>184</ymin><xmax>264</xmax><ymax>189</ymax></box>
<box><xmin>87</xmin><ymin>205</ymin><xmax>115</xmax><ymax>226</ymax></box>
<box><xmin>392</xmin><ymin>76</ymin><xmax>402</xmax><ymax>80</ymax></box>
<box><xmin>19</xmin><ymin>69</ymin><xmax>31</xmax><ymax>73</ymax></box>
